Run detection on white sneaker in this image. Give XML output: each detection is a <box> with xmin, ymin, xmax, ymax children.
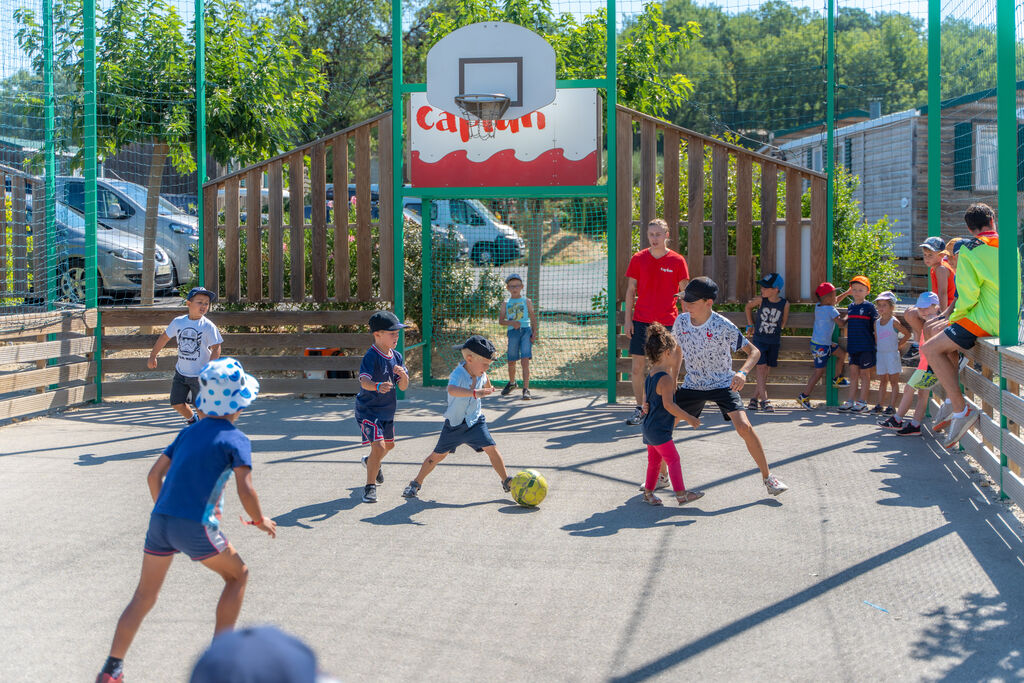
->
<box><xmin>849</xmin><ymin>401</ymin><xmax>869</xmax><ymax>413</ymax></box>
<box><xmin>943</xmin><ymin>406</ymin><xmax>980</xmax><ymax>449</ymax></box>
<box><xmin>764</xmin><ymin>474</ymin><xmax>789</xmax><ymax>496</ymax></box>
<box><xmin>838</xmin><ymin>401</ymin><xmax>854</xmax><ymax>411</ymax></box>
<box><xmin>932</xmin><ymin>400</ymin><xmax>954</xmax><ymax>433</ymax></box>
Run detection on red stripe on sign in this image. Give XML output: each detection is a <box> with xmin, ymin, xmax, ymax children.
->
<box><xmin>411</xmin><ymin>149</ymin><xmax>599</xmax><ymax>187</ymax></box>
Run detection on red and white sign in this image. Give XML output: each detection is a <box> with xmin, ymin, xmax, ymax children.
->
<box><xmin>409</xmin><ymin>89</ymin><xmax>599</xmax><ymax>187</ymax></box>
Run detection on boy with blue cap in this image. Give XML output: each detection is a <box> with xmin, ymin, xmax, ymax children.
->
<box><xmin>96</xmin><ymin>358</ymin><xmax>275</xmax><ymax>683</ymax></box>
<box><xmin>744</xmin><ymin>272</ymin><xmax>790</xmax><ymax>412</ymax></box>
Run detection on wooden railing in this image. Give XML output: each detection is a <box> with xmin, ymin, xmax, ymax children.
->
<box><xmin>953</xmin><ymin>340</ymin><xmax>1024</xmax><ymax>506</ymax></box>
<box><xmin>0</xmin><ymin>309</ymin><xmax>98</xmax><ymax>421</ymax></box>
<box><xmin>615</xmin><ymin>106</ymin><xmax>828</xmax><ymax>304</ymax></box>
<box><xmin>0</xmin><ymin>165</ymin><xmax>47</xmax><ymax>302</ymax></box>
<box><xmin>202</xmin><ymin>112</ymin><xmax>394</xmax><ymax>305</ymax></box>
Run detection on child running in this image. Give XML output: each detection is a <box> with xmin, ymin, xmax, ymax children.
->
<box><xmin>744</xmin><ymin>272</ymin><xmax>789</xmax><ymax>412</ymax></box>
<box><xmin>147</xmin><ymin>287</ymin><xmax>223</xmax><ymax>425</ymax></box>
<box><xmin>402</xmin><ymin>335</ymin><xmax>512</xmax><ymax>499</ymax></box>
<box><xmin>498</xmin><ymin>273</ymin><xmax>538</xmax><ymax>400</ymax></box>
<box><xmin>639</xmin><ymin>322</ymin><xmax>704</xmax><ymax>506</ymax></box>
<box><xmin>95</xmin><ymin>358</ymin><xmax>274</xmax><ymax>683</ymax></box>
<box><xmin>355</xmin><ymin>311</ymin><xmax>410</xmax><ymax>503</ymax></box>
<box><xmin>671</xmin><ymin>277</ymin><xmax>789</xmax><ymax>497</ymax></box>
<box><xmin>871</xmin><ymin>291</ymin><xmax>910</xmax><ymax>414</ymax></box>
<box><xmin>838</xmin><ymin>276</ymin><xmax>877</xmax><ymax>412</ymax></box>
<box><xmin>879</xmin><ymin>292</ymin><xmax>941</xmax><ymax>436</ymax></box>
<box><xmin>798</xmin><ymin>281</ymin><xmax>849</xmax><ymax>409</ymax></box>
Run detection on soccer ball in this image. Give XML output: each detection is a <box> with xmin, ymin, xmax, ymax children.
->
<box><xmin>510</xmin><ymin>469</ymin><xmax>548</xmax><ymax>507</ymax></box>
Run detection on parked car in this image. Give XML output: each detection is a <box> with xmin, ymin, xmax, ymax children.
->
<box><xmin>402</xmin><ymin>197</ymin><xmax>524</xmax><ymax>265</ymax></box>
<box><xmin>56</xmin><ymin>176</ymin><xmax>198</xmax><ymax>289</ymax></box>
<box><xmin>322</xmin><ymin>183</ymin><xmax>379</xmax><ymax>220</ymax></box>
<box><xmin>401</xmin><ymin>206</ymin><xmax>470</xmax><ymax>261</ymax></box>
<box><xmin>33</xmin><ymin>201</ymin><xmax>174</xmax><ymax>304</ymax></box>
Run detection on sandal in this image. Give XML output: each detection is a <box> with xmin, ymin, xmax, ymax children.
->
<box><xmin>641</xmin><ymin>489</ymin><xmax>663</xmax><ymax>506</ymax></box>
<box><xmin>760</xmin><ymin>400</ymin><xmax>775</xmax><ymax>413</ymax></box>
<box><xmin>675</xmin><ymin>490</ymin><xmax>705</xmax><ymax>506</ymax></box>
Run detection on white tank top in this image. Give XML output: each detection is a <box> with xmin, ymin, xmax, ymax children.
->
<box><xmin>875</xmin><ymin>317</ymin><xmax>899</xmax><ymax>355</ymax></box>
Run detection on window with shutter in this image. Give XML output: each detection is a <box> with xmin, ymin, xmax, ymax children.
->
<box><xmin>953</xmin><ymin>122</ymin><xmax>973</xmax><ymax>191</ymax></box>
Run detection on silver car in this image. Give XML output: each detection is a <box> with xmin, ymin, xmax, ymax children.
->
<box><xmin>57</xmin><ymin>176</ymin><xmax>198</xmax><ymax>289</ymax></box>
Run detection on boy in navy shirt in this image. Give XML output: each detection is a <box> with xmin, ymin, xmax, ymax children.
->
<box><xmin>839</xmin><ymin>276</ymin><xmax>878</xmax><ymax>412</ymax></box>
<box><xmin>95</xmin><ymin>358</ymin><xmax>275</xmax><ymax>683</ymax></box>
<box><xmin>355</xmin><ymin>311</ymin><xmax>410</xmax><ymax>503</ymax></box>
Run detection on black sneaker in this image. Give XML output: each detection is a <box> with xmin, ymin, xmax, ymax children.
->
<box><xmin>522</xmin><ymin>388</ymin><xmax>532</xmax><ymax>400</ymax></box>
<box><xmin>747</xmin><ymin>398</ymin><xmax>759</xmax><ymax>411</ymax></box>
<box><xmin>896</xmin><ymin>422</ymin><xmax>922</xmax><ymax>436</ymax></box>
<box><xmin>362</xmin><ymin>484</ymin><xmax>378</xmax><ymax>503</ymax></box>
<box><xmin>501</xmin><ymin>381</ymin><xmax>516</xmax><ymax>396</ymax></box>
<box><xmin>879</xmin><ymin>415</ymin><xmax>903</xmax><ymax>429</ymax></box>
<box><xmin>883</xmin><ymin>406</ymin><xmax>896</xmax><ymax>415</ymax></box>
<box><xmin>871</xmin><ymin>404</ymin><xmax>883</xmax><ymax>414</ymax></box>
<box><xmin>402</xmin><ymin>481</ymin><xmax>420</xmax><ymax>498</ymax></box>
<box><xmin>502</xmin><ymin>476</ymin><xmax>513</xmax><ymax>493</ymax></box>
<box><xmin>626</xmin><ymin>406</ymin><xmax>644</xmax><ymax>425</ymax></box>
<box><xmin>361</xmin><ymin>454</ymin><xmax>384</xmax><ymax>484</ymax></box>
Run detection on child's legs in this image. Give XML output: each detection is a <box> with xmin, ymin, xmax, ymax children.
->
<box><xmin>804</xmin><ymin>366</ymin><xmax>826</xmax><ymax>395</ymax></box>
<box><xmin>365</xmin><ymin>440</ymin><xmax>389</xmax><ymax>486</ymax></box>
<box><xmin>644</xmin><ymin>445</ymin><xmax>662</xmax><ymax>490</ymax></box>
<box><xmin>847</xmin><ymin>365</ymin><xmax>861</xmax><ymax>402</ymax></box>
<box><xmin>755</xmin><ymin>364</ymin><xmax>769</xmax><ymax>400</ymax></box>
<box><xmin>413</xmin><ymin>451</ymin><xmax>449</xmax><ymax>485</ymax></box>
<box><xmin>728</xmin><ymin>410</ymin><xmax>770</xmax><ymax>479</ymax></box>
<box><xmin>200</xmin><ymin>544</ymin><xmax>249</xmax><ymax>635</ymax></box>
<box><xmin>520</xmin><ymin>357</ymin><xmax>530</xmax><ymax>388</ymax></box>
<box><xmin>171</xmin><ymin>403</ymin><xmax>193</xmax><ymax>419</ymax></box>
<box><xmin>833</xmin><ymin>346</ymin><xmax>847</xmax><ymax>377</ymax></box>
<box><xmin>650</xmin><ymin>441</ymin><xmax>685</xmax><ymax>492</ymax></box>
<box><xmin>507</xmin><ymin>360</ymin><xmax>518</xmax><ymax>383</ymax></box>
<box><xmin>108</xmin><ymin>552</ymin><xmax>174</xmax><ymax>658</ymax></box>
<box><xmin>481</xmin><ymin>445</ymin><xmax>509</xmax><ymax>481</ymax></box>
<box><xmin>896</xmin><ymin>383</ymin><xmax>916</xmax><ymax>417</ymax></box>
<box><xmin>912</xmin><ymin>389</ymin><xmax>930</xmax><ymax>423</ymax></box>
<box><xmin>885</xmin><ymin>374</ymin><xmax>901</xmax><ymax>407</ymax></box>
<box><xmin>923</xmin><ymin>332</ymin><xmax>967</xmax><ymax>411</ymax></box>
<box><xmin>858</xmin><ymin>368</ymin><xmax>873</xmax><ymax>403</ymax></box>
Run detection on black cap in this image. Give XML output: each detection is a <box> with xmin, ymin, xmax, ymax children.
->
<box><xmin>186</xmin><ymin>286</ymin><xmax>218</xmax><ymax>303</ymax></box>
<box><xmin>368</xmin><ymin>310</ymin><xmax>406</xmax><ymax>332</ymax></box>
<box><xmin>680</xmin><ymin>276</ymin><xmax>719</xmax><ymax>302</ymax></box>
<box><xmin>461</xmin><ymin>334</ymin><xmax>496</xmax><ymax>359</ymax></box>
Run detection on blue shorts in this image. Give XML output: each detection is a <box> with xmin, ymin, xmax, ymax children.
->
<box><xmin>628</xmin><ymin>320</ymin><xmax>651</xmax><ymax>356</ymax></box>
<box><xmin>144</xmin><ymin>513</ymin><xmax>228</xmax><ymax>561</ymax></box>
<box><xmin>752</xmin><ymin>339</ymin><xmax>780</xmax><ymax>367</ymax></box>
<box><xmin>432</xmin><ymin>418</ymin><xmax>496</xmax><ymax>454</ymax></box>
<box><xmin>849</xmin><ymin>350</ymin><xmax>876</xmax><ymax>369</ymax></box>
<box><xmin>810</xmin><ymin>342</ymin><xmax>839</xmax><ymax>369</ymax></box>
<box><xmin>356</xmin><ymin>413</ymin><xmax>394</xmax><ymax>445</ymax></box>
<box><xmin>507</xmin><ymin>326</ymin><xmax>533</xmax><ymax>361</ymax></box>
<box><xmin>944</xmin><ymin>322</ymin><xmax>981</xmax><ymax>350</ymax></box>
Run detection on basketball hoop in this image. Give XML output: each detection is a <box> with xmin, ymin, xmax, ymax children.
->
<box><xmin>455</xmin><ymin>93</ymin><xmax>511</xmax><ymax>140</ymax></box>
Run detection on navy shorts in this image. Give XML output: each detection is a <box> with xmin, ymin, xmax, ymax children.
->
<box><xmin>629</xmin><ymin>320</ymin><xmax>651</xmax><ymax>356</ymax></box>
<box><xmin>849</xmin><ymin>350</ymin><xmax>876</xmax><ymax>369</ymax></box>
<box><xmin>753</xmin><ymin>340</ymin><xmax>780</xmax><ymax>367</ymax></box>
<box><xmin>943</xmin><ymin>322</ymin><xmax>981</xmax><ymax>350</ymax></box>
<box><xmin>356</xmin><ymin>414</ymin><xmax>395</xmax><ymax>445</ymax></box>
<box><xmin>432</xmin><ymin>419</ymin><xmax>496</xmax><ymax>454</ymax></box>
<box><xmin>144</xmin><ymin>513</ymin><xmax>228</xmax><ymax>561</ymax></box>
<box><xmin>673</xmin><ymin>386</ymin><xmax>745</xmax><ymax>421</ymax></box>
<box><xmin>810</xmin><ymin>342</ymin><xmax>839</xmax><ymax>369</ymax></box>
<box><xmin>170</xmin><ymin>371</ymin><xmax>200</xmax><ymax>406</ymax></box>
<box><xmin>507</xmin><ymin>327</ymin><xmax>533</xmax><ymax>361</ymax></box>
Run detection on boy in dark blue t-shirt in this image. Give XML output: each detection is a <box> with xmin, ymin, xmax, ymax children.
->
<box><xmin>839</xmin><ymin>276</ymin><xmax>878</xmax><ymax>412</ymax></box>
<box><xmin>355</xmin><ymin>310</ymin><xmax>410</xmax><ymax>503</ymax></box>
<box><xmin>95</xmin><ymin>358</ymin><xmax>275</xmax><ymax>683</ymax></box>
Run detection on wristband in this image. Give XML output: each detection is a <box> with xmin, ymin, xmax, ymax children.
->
<box><xmin>375</xmin><ymin>382</ymin><xmax>381</xmax><ymax>392</ymax></box>
<box><xmin>472</xmin><ymin>389</ymin><xmax>477</xmax><ymax>398</ymax></box>
<box><xmin>240</xmin><ymin>515</ymin><xmax>263</xmax><ymax>526</ymax></box>
<box><xmin>737</xmin><ymin>370</ymin><xmax>747</xmax><ymax>377</ymax></box>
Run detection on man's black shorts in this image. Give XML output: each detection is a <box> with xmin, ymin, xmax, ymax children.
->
<box><xmin>170</xmin><ymin>371</ymin><xmax>200</xmax><ymax>406</ymax></box>
<box><xmin>629</xmin><ymin>320</ymin><xmax>651</xmax><ymax>356</ymax></box>
<box><xmin>943</xmin><ymin>322</ymin><xmax>980</xmax><ymax>350</ymax></box>
<box><xmin>672</xmin><ymin>386</ymin><xmax>745</xmax><ymax>421</ymax></box>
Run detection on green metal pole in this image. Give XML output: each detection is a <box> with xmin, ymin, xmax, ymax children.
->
<box><xmin>605</xmin><ymin>0</ymin><xmax>618</xmax><ymax>404</ymax></box>
<box><xmin>43</xmin><ymin>0</ymin><xmax>56</xmax><ymax>309</ymax></box>
<box><xmin>422</xmin><ymin>201</ymin><xmax>432</xmax><ymax>384</ymax></box>
<box><xmin>825</xmin><ymin>0</ymin><xmax>838</xmax><ymax>407</ymax></box>
<box><xmin>195</xmin><ymin>0</ymin><xmax>206</xmax><ymax>288</ymax></box>
<box><xmin>391</xmin><ymin>0</ymin><xmax>407</xmax><ymax>397</ymax></box>
<box><xmin>84</xmin><ymin>0</ymin><xmax>100</xmax><ymax>402</ymax></box>
<box><xmin>927</xmin><ymin>0</ymin><xmax>940</xmax><ymax>238</ymax></box>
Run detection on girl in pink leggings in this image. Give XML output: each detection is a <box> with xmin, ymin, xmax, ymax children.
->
<box><xmin>640</xmin><ymin>323</ymin><xmax>705</xmax><ymax>506</ymax></box>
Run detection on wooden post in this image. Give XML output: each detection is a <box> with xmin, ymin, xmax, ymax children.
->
<box><xmin>355</xmin><ymin>125</ymin><xmax>372</xmax><ymax>300</ymax></box>
<box><xmin>11</xmin><ymin>178</ymin><xmax>28</xmax><ymax>296</ymax></box>
<box><xmin>203</xmin><ymin>182</ymin><xmax>218</xmax><ymax>297</ymax></box>
<box><xmin>711</xmin><ymin>146</ymin><xmax>729</xmax><ymax>293</ymax></box>
<box><xmin>735</xmin><ymin>155</ymin><xmax>753</xmax><ymax>301</ymax></box>
<box><xmin>639</xmin><ymin>118</ymin><xmax>657</xmax><ymax>246</ymax></box>
<box><xmin>378</xmin><ymin>117</ymin><xmax>394</xmax><ymax>302</ymax></box>
<box><xmin>760</xmin><ymin>162</ymin><xmax>777</xmax><ymax>277</ymax></box>
<box><xmin>288</xmin><ymin>152</ymin><xmax>305</xmax><ymax>302</ymax></box>
<box><xmin>615</xmin><ymin>110</ymin><xmax>633</xmax><ymax>293</ymax></box>
<box><xmin>332</xmin><ymin>137</ymin><xmax>350</xmax><ymax>302</ymax></box>
<box><xmin>223</xmin><ymin>176</ymin><xmax>240</xmax><ymax>303</ymax></box>
<box><xmin>810</xmin><ymin>176</ymin><xmax>828</xmax><ymax>298</ymax></box>
<box><xmin>245</xmin><ymin>169</ymin><xmax>262</xmax><ymax>302</ymax></box>
<box><xmin>687</xmin><ymin>137</ymin><xmax>705</xmax><ymax>278</ymax></box>
<box><xmin>311</xmin><ymin>142</ymin><xmax>328</xmax><ymax>302</ymax></box>
<box><xmin>785</xmin><ymin>171</ymin><xmax>802</xmax><ymax>297</ymax></box>
<box><xmin>30</xmin><ymin>179</ymin><xmax>47</xmax><ymax>300</ymax></box>
<box><xmin>268</xmin><ymin>160</ymin><xmax>284</xmax><ymax>302</ymax></box>
<box><xmin>663</xmin><ymin>129</ymin><xmax>681</xmax><ymax>251</ymax></box>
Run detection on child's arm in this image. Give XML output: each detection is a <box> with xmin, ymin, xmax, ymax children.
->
<box><xmin>658</xmin><ymin>374</ymin><xmax>699</xmax><ymax>429</ymax></box>
<box><xmin>393</xmin><ymin>364</ymin><xmax>410</xmax><ymax>391</ymax></box>
<box><xmin>743</xmin><ymin>297</ymin><xmax>760</xmax><ymax>334</ymax></box>
<box><xmin>448</xmin><ymin>383</ymin><xmax>494</xmax><ymax>398</ymax></box>
<box><xmin>209</xmin><ymin>343</ymin><xmax>222</xmax><ymax>361</ymax></box>
<box><xmin>781</xmin><ymin>301</ymin><xmax>791</xmax><ymax>330</ymax></box>
<box><xmin>733</xmin><ymin>341</ymin><xmax>759</xmax><ymax>390</ymax></box>
<box><xmin>234</xmin><ymin>466</ymin><xmax>276</xmax><ymax>537</ymax></box>
<box><xmin>498</xmin><ymin>300</ymin><xmax>512</xmax><ymax>328</ymax></box>
<box><xmin>360</xmin><ymin>376</ymin><xmax>393</xmax><ymax>393</ymax></box>
<box><xmin>835</xmin><ymin>288</ymin><xmax>852</xmax><ymax>302</ymax></box>
<box><xmin>147</xmin><ymin>332</ymin><xmax>172</xmax><ymax>369</ymax></box>
<box><xmin>527</xmin><ymin>298</ymin><xmax>539</xmax><ymax>341</ymax></box>
<box><xmin>894</xmin><ymin>318</ymin><xmax>911</xmax><ymax>350</ymax></box>
<box><xmin>147</xmin><ymin>454</ymin><xmax>171</xmax><ymax>502</ymax></box>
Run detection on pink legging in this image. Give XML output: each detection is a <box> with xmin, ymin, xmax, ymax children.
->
<box><xmin>645</xmin><ymin>441</ymin><xmax>685</xmax><ymax>492</ymax></box>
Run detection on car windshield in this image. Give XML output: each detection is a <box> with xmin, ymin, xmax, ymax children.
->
<box><xmin>107</xmin><ymin>181</ymin><xmax>183</xmax><ymax>216</ymax></box>
<box><xmin>467</xmin><ymin>199</ymin><xmax>498</xmax><ymax>222</ymax></box>
<box><xmin>56</xmin><ymin>201</ymin><xmax>85</xmax><ymax>230</ymax></box>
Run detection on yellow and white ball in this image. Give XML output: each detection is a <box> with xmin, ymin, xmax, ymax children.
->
<box><xmin>510</xmin><ymin>469</ymin><xmax>548</xmax><ymax>507</ymax></box>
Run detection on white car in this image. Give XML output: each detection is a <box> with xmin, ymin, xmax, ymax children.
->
<box><xmin>402</xmin><ymin>197</ymin><xmax>524</xmax><ymax>265</ymax></box>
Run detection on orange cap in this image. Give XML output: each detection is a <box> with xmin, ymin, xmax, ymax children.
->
<box><xmin>849</xmin><ymin>275</ymin><xmax>871</xmax><ymax>291</ymax></box>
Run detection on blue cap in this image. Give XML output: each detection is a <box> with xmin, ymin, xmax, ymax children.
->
<box><xmin>190</xmin><ymin>626</ymin><xmax>317</xmax><ymax>683</ymax></box>
<box><xmin>368</xmin><ymin>310</ymin><xmax>406</xmax><ymax>332</ymax></box>
<box><xmin>758</xmin><ymin>273</ymin><xmax>784</xmax><ymax>290</ymax></box>
<box><xmin>918</xmin><ymin>236</ymin><xmax>946</xmax><ymax>252</ymax></box>
<box><xmin>187</xmin><ymin>286</ymin><xmax>218</xmax><ymax>303</ymax></box>
<box><xmin>916</xmin><ymin>291</ymin><xmax>940</xmax><ymax>308</ymax></box>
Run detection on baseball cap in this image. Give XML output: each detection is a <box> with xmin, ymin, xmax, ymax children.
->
<box><xmin>849</xmin><ymin>275</ymin><xmax>871</xmax><ymax>291</ymax></box>
<box><xmin>947</xmin><ymin>237</ymin><xmax>969</xmax><ymax>255</ymax></box>
<box><xmin>680</xmin><ymin>277</ymin><xmax>719</xmax><ymax>303</ymax></box>
<box><xmin>757</xmin><ymin>272</ymin><xmax>784</xmax><ymax>290</ymax></box>
<box><xmin>874</xmin><ymin>290</ymin><xmax>897</xmax><ymax>303</ymax></box>
<box><xmin>194</xmin><ymin>357</ymin><xmax>260</xmax><ymax>417</ymax></box>
<box><xmin>186</xmin><ymin>286</ymin><xmax>218</xmax><ymax>303</ymax></box>
<box><xmin>504</xmin><ymin>273</ymin><xmax>524</xmax><ymax>284</ymax></box>
<box><xmin>919</xmin><ymin>236</ymin><xmax>947</xmax><ymax>252</ymax></box>
<box><xmin>814</xmin><ymin>282</ymin><xmax>837</xmax><ymax>297</ymax></box>
<box><xmin>461</xmin><ymin>334</ymin><xmax>496</xmax><ymax>359</ymax></box>
<box><xmin>915</xmin><ymin>291</ymin><xmax>940</xmax><ymax>308</ymax></box>
<box><xmin>190</xmin><ymin>626</ymin><xmax>317</xmax><ymax>683</ymax></box>
<box><xmin>368</xmin><ymin>310</ymin><xmax>406</xmax><ymax>332</ymax></box>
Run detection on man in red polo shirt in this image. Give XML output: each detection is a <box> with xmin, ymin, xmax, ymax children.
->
<box><xmin>623</xmin><ymin>218</ymin><xmax>690</xmax><ymax>425</ymax></box>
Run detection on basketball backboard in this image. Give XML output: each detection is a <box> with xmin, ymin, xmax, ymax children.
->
<box><xmin>425</xmin><ymin>22</ymin><xmax>556</xmax><ymax>120</ymax></box>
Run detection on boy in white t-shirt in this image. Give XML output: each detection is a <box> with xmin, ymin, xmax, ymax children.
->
<box><xmin>148</xmin><ymin>287</ymin><xmax>224</xmax><ymax>425</ymax></box>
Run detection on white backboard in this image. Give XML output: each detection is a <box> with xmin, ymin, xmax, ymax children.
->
<box><xmin>426</xmin><ymin>22</ymin><xmax>556</xmax><ymax>120</ymax></box>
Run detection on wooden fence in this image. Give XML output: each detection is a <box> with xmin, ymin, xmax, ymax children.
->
<box><xmin>1</xmin><ymin>165</ymin><xmax>48</xmax><ymax>302</ymax></box>
<box><xmin>0</xmin><ymin>309</ymin><xmax>98</xmax><ymax>422</ymax></box>
<box><xmin>202</xmin><ymin>113</ymin><xmax>394</xmax><ymax>305</ymax></box>
<box><xmin>952</xmin><ymin>339</ymin><xmax>1024</xmax><ymax>507</ymax></box>
<box><xmin>99</xmin><ymin>307</ymin><xmax>376</xmax><ymax>399</ymax></box>
<box><xmin>614</xmin><ymin>106</ymin><xmax>828</xmax><ymax>305</ymax></box>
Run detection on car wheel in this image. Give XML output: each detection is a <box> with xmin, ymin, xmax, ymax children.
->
<box><xmin>56</xmin><ymin>259</ymin><xmax>86</xmax><ymax>304</ymax></box>
<box><xmin>471</xmin><ymin>242</ymin><xmax>496</xmax><ymax>265</ymax></box>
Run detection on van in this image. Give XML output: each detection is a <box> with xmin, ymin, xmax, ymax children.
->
<box><xmin>401</xmin><ymin>197</ymin><xmax>524</xmax><ymax>265</ymax></box>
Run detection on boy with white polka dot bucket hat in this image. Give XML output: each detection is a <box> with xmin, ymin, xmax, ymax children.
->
<box><xmin>196</xmin><ymin>357</ymin><xmax>260</xmax><ymax>417</ymax></box>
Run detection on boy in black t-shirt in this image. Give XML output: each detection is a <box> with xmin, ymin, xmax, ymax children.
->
<box><xmin>838</xmin><ymin>276</ymin><xmax>878</xmax><ymax>413</ymax></box>
<box><xmin>743</xmin><ymin>273</ymin><xmax>789</xmax><ymax>412</ymax></box>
